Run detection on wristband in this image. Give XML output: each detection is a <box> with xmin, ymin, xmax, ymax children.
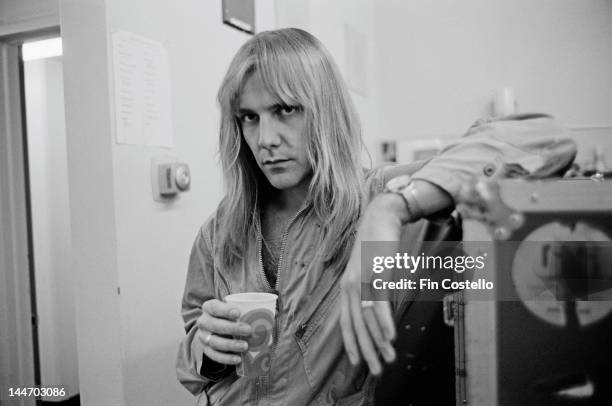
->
<box><xmin>383</xmin><ymin>175</ymin><xmax>425</xmax><ymax>223</ymax></box>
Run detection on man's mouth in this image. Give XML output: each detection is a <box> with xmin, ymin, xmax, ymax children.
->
<box><xmin>263</xmin><ymin>158</ymin><xmax>290</xmax><ymax>165</ymax></box>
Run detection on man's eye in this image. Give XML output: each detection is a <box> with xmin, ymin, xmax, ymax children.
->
<box><xmin>279</xmin><ymin>105</ymin><xmax>300</xmax><ymax>116</ymax></box>
<box><xmin>240</xmin><ymin>114</ymin><xmax>258</xmax><ymax>123</ymax></box>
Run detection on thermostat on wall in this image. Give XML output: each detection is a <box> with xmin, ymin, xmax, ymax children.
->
<box><xmin>151</xmin><ymin>157</ymin><xmax>191</xmax><ymax>201</ymax></box>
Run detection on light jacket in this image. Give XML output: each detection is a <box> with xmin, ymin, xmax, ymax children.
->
<box><xmin>176</xmin><ymin>114</ymin><xmax>576</xmax><ymax>405</ymax></box>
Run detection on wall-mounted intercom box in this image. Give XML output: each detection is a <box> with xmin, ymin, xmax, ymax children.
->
<box><xmin>151</xmin><ymin>156</ymin><xmax>190</xmax><ymax>201</ymax></box>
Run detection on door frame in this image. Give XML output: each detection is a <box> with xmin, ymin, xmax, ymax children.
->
<box><xmin>0</xmin><ymin>27</ymin><xmax>59</xmax><ymax>406</ymax></box>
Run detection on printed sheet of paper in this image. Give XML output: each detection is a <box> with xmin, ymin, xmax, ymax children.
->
<box><xmin>112</xmin><ymin>30</ymin><xmax>173</xmax><ymax>147</ymax></box>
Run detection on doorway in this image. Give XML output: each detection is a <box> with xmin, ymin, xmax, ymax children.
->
<box><xmin>0</xmin><ymin>33</ymin><xmax>79</xmax><ymax>405</ymax></box>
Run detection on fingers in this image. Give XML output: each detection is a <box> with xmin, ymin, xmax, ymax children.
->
<box><xmin>200</xmin><ymin>299</ymin><xmax>252</xmax><ymax>337</ymax></box>
<box><xmin>195</xmin><ymin>299</ymin><xmax>253</xmax><ymax>367</ymax></box>
<box><xmin>197</xmin><ymin>314</ymin><xmax>252</xmax><ymax>337</ymax></box>
<box><xmin>340</xmin><ymin>263</ymin><xmax>396</xmax><ymax>376</ymax></box>
<box><xmin>197</xmin><ymin>330</ymin><xmax>249</xmax><ymax>354</ymax></box>
<box><xmin>348</xmin><ymin>292</ymin><xmax>382</xmax><ymax>375</ymax></box>
<box><xmin>340</xmin><ymin>289</ymin><xmax>360</xmax><ymax>365</ymax></box>
<box><xmin>374</xmin><ymin>301</ymin><xmax>396</xmax><ymax>342</ymax></box>
<box><xmin>362</xmin><ymin>303</ymin><xmax>396</xmax><ymax>364</ymax></box>
<box><xmin>202</xmin><ymin>340</ymin><xmax>242</xmax><ymax>365</ymax></box>
<box><xmin>202</xmin><ymin>299</ymin><xmax>240</xmax><ymax>320</ymax></box>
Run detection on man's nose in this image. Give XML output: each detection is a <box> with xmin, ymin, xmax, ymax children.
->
<box><xmin>257</xmin><ymin>116</ymin><xmax>281</xmax><ymax>149</ymax></box>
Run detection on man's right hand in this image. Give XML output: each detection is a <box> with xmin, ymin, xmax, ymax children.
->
<box><xmin>194</xmin><ymin>299</ymin><xmax>252</xmax><ymax>366</ymax></box>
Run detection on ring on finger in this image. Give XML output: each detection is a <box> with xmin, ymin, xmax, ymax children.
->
<box><xmin>204</xmin><ymin>332</ymin><xmax>213</xmax><ymax>346</ymax></box>
<box><xmin>361</xmin><ymin>300</ymin><xmax>375</xmax><ymax>309</ymax></box>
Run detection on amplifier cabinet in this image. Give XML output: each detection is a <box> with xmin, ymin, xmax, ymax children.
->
<box><xmin>453</xmin><ymin>179</ymin><xmax>612</xmax><ymax>406</ymax></box>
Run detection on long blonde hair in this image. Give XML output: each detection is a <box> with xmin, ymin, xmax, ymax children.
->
<box><xmin>216</xmin><ymin>28</ymin><xmax>364</xmax><ymax>273</ymax></box>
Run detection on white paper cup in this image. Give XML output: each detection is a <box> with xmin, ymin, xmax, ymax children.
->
<box><xmin>225</xmin><ymin>292</ymin><xmax>277</xmax><ymax>377</ymax></box>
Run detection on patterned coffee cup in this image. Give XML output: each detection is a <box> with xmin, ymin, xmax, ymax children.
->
<box><xmin>225</xmin><ymin>293</ymin><xmax>277</xmax><ymax>377</ymax></box>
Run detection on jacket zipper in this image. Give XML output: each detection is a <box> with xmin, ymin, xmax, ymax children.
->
<box><xmin>274</xmin><ymin>203</ymin><xmax>310</xmax><ymax>292</ymax></box>
<box><xmin>255</xmin><ymin>203</ymin><xmax>310</xmax><ymax>293</ymax></box>
<box><xmin>252</xmin><ymin>204</ymin><xmax>310</xmax><ymax>402</ymax></box>
<box><xmin>256</xmin><ymin>204</ymin><xmax>310</xmax><ymax>360</ymax></box>
<box><xmin>256</xmin><ymin>232</ymin><xmax>271</xmax><ymax>292</ymax></box>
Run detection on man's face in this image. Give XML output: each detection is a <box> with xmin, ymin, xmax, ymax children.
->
<box><xmin>238</xmin><ymin>74</ymin><xmax>312</xmax><ymax>194</ymax></box>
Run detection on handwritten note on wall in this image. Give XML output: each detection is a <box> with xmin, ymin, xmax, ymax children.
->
<box><xmin>111</xmin><ymin>30</ymin><xmax>173</xmax><ymax>147</ymax></box>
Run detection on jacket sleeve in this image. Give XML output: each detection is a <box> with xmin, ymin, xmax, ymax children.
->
<box><xmin>407</xmin><ymin>114</ymin><xmax>577</xmax><ymax>200</ymax></box>
<box><xmin>176</xmin><ymin>219</ymin><xmax>231</xmax><ymax>396</ymax></box>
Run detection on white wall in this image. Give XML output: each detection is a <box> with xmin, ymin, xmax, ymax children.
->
<box><xmin>373</xmin><ymin>0</ymin><xmax>612</xmax><ymax>140</ymax></box>
<box><xmin>60</xmin><ymin>0</ymin><xmax>275</xmax><ymax>405</ymax></box>
<box><xmin>24</xmin><ymin>56</ymin><xmax>79</xmax><ymax>400</ymax></box>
